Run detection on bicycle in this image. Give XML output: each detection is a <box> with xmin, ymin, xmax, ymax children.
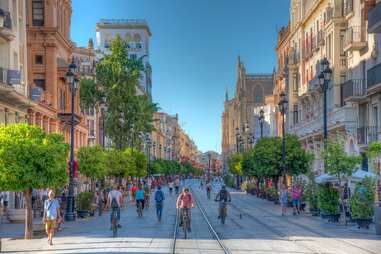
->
<box><xmin>144</xmin><ymin>194</ymin><xmax>150</xmax><ymax>209</ymax></box>
<box><xmin>180</xmin><ymin>208</ymin><xmax>191</xmax><ymax>239</ymax></box>
<box><xmin>218</xmin><ymin>201</ymin><xmax>228</xmax><ymax>224</ymax></box>
<box><xmin>137</xmin><ymin>200</ymin><xmax>143</xmax><ymax>217</ymax></box>
<box><xmin>111</xmin><ymin>208</ymin><xmax>118</xmax><ymax>237</ymax></box>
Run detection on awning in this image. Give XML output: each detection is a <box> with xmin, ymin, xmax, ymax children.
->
<box><xmin>315</xmin><ymin>173</ymin><xmax>338</xmax><ymax>184</ymax></box>
<box><xmin>351</xmin><ymin>169</ymin><xmax>375</xmax><ymax>180</ymax></box>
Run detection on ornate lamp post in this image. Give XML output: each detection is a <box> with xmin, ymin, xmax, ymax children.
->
<box><xmin>318</xmin><ymin>58</ymin><xmax>332</xmax><ymax>160</ymax></box>
<box><xmin>152</xmin><ymin>142</ymin><xmax>156</xmax><ymax>160</ymax></box>
<box><xmin>259</xmin><ymin>108</ymin><xmax>265</xmax><ymax>138</ymax></box>
<box><xmin>65</xmin><ymin>58</ymin><xmax>78</xmax><ymax>222</ymax></box>
<box><xmin>278</xmin><ymin>91</ymin><xmax>288</xmax><ymax>186</ymax></box>
<box><xmin>159</xmin><ymin>144</ymin><xmax>162</xmax><ymax>159</ymax></box>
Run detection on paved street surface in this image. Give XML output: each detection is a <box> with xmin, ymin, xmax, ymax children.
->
<box><xmin>1</xmin><ymin>180</ymin><xmax>381</xmax><ymax>254</ymax></box>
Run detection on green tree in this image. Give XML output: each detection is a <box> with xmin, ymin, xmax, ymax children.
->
<box><xmin>106</xmin><ymin>149</ymin><xmax>135</xmax><ymax>184</ymax></box>
<box><xmin>322</xmin><ymin>141</ymin><xmax>361</xmax><ymax>224</ymax></box>
<box><xmin>125</xmin><ymin>148</ymin><xmax>148</xmax><ymax>177</ymax></box>
<box><xmin>77</xmin><ymin>145</ymin><xmax>107</xmax><ymax>191</ymax></box>
<box><xmin>367</xmin><ymin>141</ymin><xmax>381</xmax><ymax>206</ymax></box>
<box><xmin>0</xmin><ymin>124</ymin><xmax>68</xmax><ymax>239</ymax></box>
<box><xmin>228</xmin><ymin>153</ymin><xmax>243</xmax><ymax>176</ymax></box>
<box><xmin>80</xmin><ymin>35</ymin><xmax>158</xmax><ymax>150</ymax></box>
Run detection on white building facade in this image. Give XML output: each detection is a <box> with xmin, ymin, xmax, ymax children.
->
<box><xmin>95</xmin><ymin>19</ymin><xmax>152</xmax><ymax>97</ymax></box>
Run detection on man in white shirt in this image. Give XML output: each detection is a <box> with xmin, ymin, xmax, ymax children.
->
<box><xmin>107</xmin><ymin>185</ymin><xmax>123</xmax><ymax>228</ymax></box>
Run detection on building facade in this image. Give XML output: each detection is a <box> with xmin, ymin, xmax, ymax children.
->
<box><xmin>95</xmin><ymin>19</ymin><xmax>152</xmax><ymax>97</ymax></box>
<box><xmin>26</xmin><ymin>0</ymin><xmax>88</xmax><ymax>150</ymax></box>
<box><xmin>0</xmin><ymin>0</ymin><xmax>29</xmax><ymax>126</ymax></box>
<box><xmin>72</xmin><ymin>39</ymin><xmax>99</xmax><ymax>146</ymax></box>
<box><xmin>221</xmin><ymin>57</ymin><xmax>274</xmax><ymax>173</ymax></box>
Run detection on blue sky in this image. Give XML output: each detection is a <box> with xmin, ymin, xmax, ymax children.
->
<box><xmin>71</xmin><ymin>0</ymin><xmax>290</xmax><ymax>153</ymax></box>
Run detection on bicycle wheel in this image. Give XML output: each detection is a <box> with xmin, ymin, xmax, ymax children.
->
<box><xmin>221</xmin><ymin>208</ymin><xmax>226</xmax><ymax>224</ymax></box>
<box><xmin>183</xmin><ymin>216</ymin><xmax>187</xmax><ymax>239</ymax></box>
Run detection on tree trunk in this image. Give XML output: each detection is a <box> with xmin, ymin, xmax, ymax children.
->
<box><xmin>90</xmin><ymin>177</ymin><xmax>96</xmax><ymax>192</ymax></box>
<box><xmin>23</xmin><ymin>188</ymin><xmax>33</xmax><ymax>239</ymax></box>
<box><xmin>338</xmin><ymin>173</ymin><xmax>347</xmax><ymax>225</ymax></box>
<box><xmin>256</xmin><ymin>177</ymin><xmax>260</xmax><ymax>197</ymax></box>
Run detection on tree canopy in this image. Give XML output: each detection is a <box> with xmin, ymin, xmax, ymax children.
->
<box><xmin>80</xmin><ymin>35</ymin><xmax>158</xmax><ymax>150</ymax></box>
<box><xmin>77</xmin><ymin>145</ymin><xmax>107</xmax><ymax>180</ymax></box>
<box><xmin>0</xmin><ymin>124</ymin><xmax>68</xmax><ymax>191</ymax></box>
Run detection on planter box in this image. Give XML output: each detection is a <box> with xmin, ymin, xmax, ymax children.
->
<box><xmin>309</xmin><ymin>208</ymin><xmax>319</xmax><ymax>216</ymax></box>
<box><xmin>355</xmin><ymin>218</ymin><xmax>373</xmax><ymax>229</ymax></box>
<box><xmin>327</xmin><ymin>214</ymin><xmax>340</xmax><ymax>223</ymax></box>
<box><xmin>77</xmin><ymin>210</ymin><xmax>89</xmax><ymax>218</ymax></box>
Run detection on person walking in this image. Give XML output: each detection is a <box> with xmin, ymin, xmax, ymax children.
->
<box><xmin>291</xmin><ymin>184</ymin><xmax>302</xmax><ymax>215</ymax></box>
<box><xmin>154</xmin><ymin>186</ymin><xmax>165</xmax><ymax>222</ymax></box>
<box><xmin>279</xmin><ymin>186</ymin><xmax>288</xmax><ymax>216</ymax></box>
<box><xmin>174</xmin><ymin>177</ymin><xmax>180</xmax><ymax>195</ymax></box>
<box><xmin>168</xmin><ymin>180</ymin><xmax>174</xmax><ymax>194</ymax></box>
<box><xmin>43</xmin><ymin>189</ymin><xmax>61</xmax><ymax>246</ymax></box>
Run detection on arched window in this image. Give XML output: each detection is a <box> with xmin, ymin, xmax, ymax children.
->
<box><xmin>124</xmin><ymin>33</ymin><xmax>132</xmax><ymax>42</ymax></box>
<box><xmin>133</xmin><ymin>33</ymin><xmax>142</xmax><ymax>42</ymax></box>
<box><xmin>253</xmin><ymin>85</ymin><xmax>264</xmax><ymax>104</ymax></box>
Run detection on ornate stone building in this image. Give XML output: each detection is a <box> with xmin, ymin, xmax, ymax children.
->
<box><xmin>26</xmin><ymin>0</ymin><xmax>88</xmax><ymax>149</ymax></box>
<box><xmin>221</xmin><ymin>57</ymin><xmax>274</xmax><ymax>173</ymax></box>
<box><xmin>0</xmin><ymin>0</ymin><xmax>29</xmax><ymax>126</ymax></box>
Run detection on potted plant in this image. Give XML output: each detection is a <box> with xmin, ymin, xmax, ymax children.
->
<box><xmin>318</xmin><ymin>184</ymin><xmax>340</xmax><ymax>222</ymax></box>
<box><xmin>76</xmin><ymin>191</ymin><xmax>95</xmax><ymax>218</ymax></box>
<box><xmin>350</xmin><ymin>177</ymin><xmax>375</xmax><ymax>229</ymax></box>
<box><xmin>305</xmin><ymin>180</ymin><xmax>319</xmax><ymax>216</ymax></box>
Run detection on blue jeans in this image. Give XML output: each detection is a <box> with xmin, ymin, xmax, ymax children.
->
<box><xmin>110</xmin><ymin>207</ymin><xmax>120</xmax><ymax>223</ymax></box>
<box><xmin>156</xmin><ymin>203</ymin><xmax>163</xmax><ymax>220</ymax></box>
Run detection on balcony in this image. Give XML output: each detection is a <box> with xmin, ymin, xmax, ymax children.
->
<box><xmin>368</xmin><ymin>1</ymin><xmax>381</xmax><ymax>33</ymax></box>
<box><xmin>290</xmin><ymin>106</ymin><xmax>356</xmax><ymax>139</ymax></box>
<box><xmin>29</xmin><ymin>87</ymin><xmax>53</xmax><ymax>107</ymax></box>
<box><xmin>317</xmin><ymin>30</ymin><xmax>325</xmax><ymax>46</ymax></box>
<box><xmin>341</xmin><ymin>79</ymin><xmax>366</xmax><ymax>102</ymax></box>
<box><xmin>288</xmin><ymin>48</ymin><xmax>300</xmax><ymax>65</ymax></box>
<box><xmin>367</xmin><ymin>62</ymin><xmax>381</xmax><ymax>91</ymax></box>
<box><xmin>357</xmin><ymin>126</ymin><xmax>378</xmax><ymax>145</ymax></box>
<box><xmin>344</xmin><ymin>0</ymin><xmax>354</xmax><ymax>17</ymax></box>
<box><xmin>344</xmin><ymin>26</ymin><xmax>367</xmax><ymax>51</ymax></box>
<box><xmin>0</xmin><ymin>9</ymin><xmax>14</xmax><ymax>41</ymax></box>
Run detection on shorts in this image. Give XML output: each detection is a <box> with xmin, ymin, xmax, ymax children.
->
<box><xmin>292</xmin><ymin>199</ymin><xmax>300</xmax><ymax>206</ymax></box>
<box><xmin>45</xmin><ymin>219</ymin><xmax>56</xmax><ymax>231</ymax></box>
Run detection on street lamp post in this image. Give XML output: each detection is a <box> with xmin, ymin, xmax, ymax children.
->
<box><xmin>65</xmin><ymin>58</ymin><xmax>78</xmax><ymax>222</ymax></box>
<box><xmin>259</xmin><ymin>108</ymin><xmax>265</xmax><ymax>138</ymax></box>
<box><xmin>152</xmin><ymin>142</ymin><xmax>156</xmax><ymax>160</ymax></box>
<box><xmin>318</xmin><ymin>58</ymin><xmax>332</xmax><ymax>167</ymax></box>
<box><xmin>278</xmin><ymin>91</ymin><xmax>288</xmax><ymax>186</ymax></box>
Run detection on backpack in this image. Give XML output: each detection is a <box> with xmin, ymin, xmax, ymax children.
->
<box><xmin>155</xmin><ymin>190</ymin><xmax>164</xmax><ymax>203</ymax></box>
<box><xmin>110</xmin><ymin>191</ymin><xmax>119</xmax><ymax>209</ymax></box>
<box><xmin>219</xmin><ymin>190</ymin><xmax>228</xmax><ymax>201</ymax></box>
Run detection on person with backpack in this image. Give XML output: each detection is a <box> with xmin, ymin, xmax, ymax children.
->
<box><xmin>214</xmin><ymin>185</ymin><xmax>231</xmax><ymax>219</ymax></box>
<box><xmin>154</xmin><ymin>186</ymin><xmax>165</xmax><ymax>222</ymax></box>
<box><xmin>107</xmin><ymin>185</ymin><xmax>123</xmax><ymax>229</ymax></box>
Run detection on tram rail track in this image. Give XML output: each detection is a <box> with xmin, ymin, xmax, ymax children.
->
<box><xmin>171</xmin><ymin>183</ymin><xmax>232</xmax><ymax>254</ymax></box>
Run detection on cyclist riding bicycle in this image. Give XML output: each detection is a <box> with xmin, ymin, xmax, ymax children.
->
<box><xmin>206</xmin><ymin>181</ymin><xmax>212</xmax><ymax>199</ymax></box>
<box><xmin>214</xmin><ymin>185</ymin><xmax>231</xmax><ymax>219</ymax></box>
<box><xmin>107</xmin><ymin>185</ymin><xmax>123</xmax><ymax>229</ymax></box>
<box><xmin>176</xmin><ymin>187</ymin><xmax>194</xmax><ymax>232</ymax></box>
<box><xmin>135</xmin><ymin>184</ymin><xmax>145</xmax><ymax>215</ymax></box>
<box><xmin>143</xmin><ymin>184</ymin><xmax>151</xmax><ymax>208</ymax></box>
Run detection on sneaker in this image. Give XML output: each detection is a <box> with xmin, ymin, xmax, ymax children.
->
<box><xmin>117</xmin><ymin>224</ymin><xmax>122</xmax><ymax>228</ymax></box>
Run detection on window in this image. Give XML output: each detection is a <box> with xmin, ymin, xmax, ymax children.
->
<box><xmin>339</xmin><ymin>30</ymin><xmax>345</xmax><ymax>56</ymax></box>
<box><xmin>34</xmin><ymin>79</ymin><xmax>45</xmax><ymax>90</ymax></box>
<box><xmin>130</xmin><ymin>54</ymin><xmax>137</xmax><ymax>60</ymax></box>
<box><xmin>59</xmin><ymin>89</ymin><xmax>66</xmax><ymax>110</ymax></box>
<box><xmin>32</xmin><ymin>0</ymin><xmax>44</xmax><ymax>26</ymax></box>
<box><xmin>35</xmin><ymin>55</ymin><xmax>43</xmax><ymax>64</ymax></box>
<box><xmin>253</xmin><ymin>85</ymin><xmax>264</xmax><ymax>104</ymax></box>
